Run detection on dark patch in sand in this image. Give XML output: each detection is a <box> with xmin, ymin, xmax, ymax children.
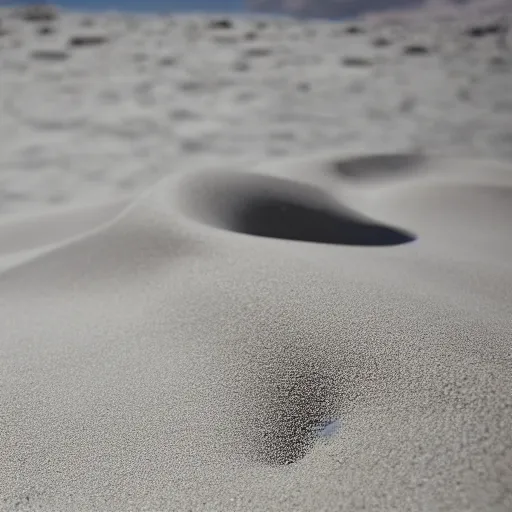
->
<box><xmin>178</xmin><ymin>172</ymin><xmax>415</xmax><ymax>247</ymax></box>
<box><xmin>208</xmin><ymin>18</ymin><xmax>233</xmax><ymax>30</ymax></box>
<box><xmin>250</xmin><ymin>366</ymin><xmax>339</xmax><ymax>465</ymax></box>
<box><xmin>465</xmin><ymin>23</ymin><xmax>505</xmax><ymax>38</ymax></box>
<box><xmin>331</xmin><ymin>152</ymin><xmax>426</xmax><ymax>182</ymax></box>
<box><xmin>30</xmin><ymin>49</ymin><xmax>69</xmax><ymax>61</ymax></box>
<box><xmin>68</xmin><ymin>34</ymin><xmax>108</xmax><ymax>47</ymax></box>
<box><xmin>345</xmin><ymin>25</ymin><xmax>365</xmax><ymax>35</ymax></box>
<box><xmin>403</xmin><ymin>44</ymin><xmax>431</xmax><ymax>56</ymax></box>
<box><xmin>342</xmin><ymin>56</ymin><xmax>373</xmax><ymax>67</ymax></box>
<box><xmin>372</xmin><ymin>36</ymin><xmax>392</xmax><ymax>47</ymax></box>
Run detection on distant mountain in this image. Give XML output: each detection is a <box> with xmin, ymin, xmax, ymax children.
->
<box><xmin>246</xmin><ymin>0</ymin><xmax>423</xmax><ymax>18</ymax></box>
<box><xmin>245</xmin><ymin>0</ymin><xmax>509</xmax><ymax>19</ymax></box>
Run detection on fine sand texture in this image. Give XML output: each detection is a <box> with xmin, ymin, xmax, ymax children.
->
<box><xmin>1</xmin><ymin>4</ymin><xmax>512</xmax><ymax>512</ymax></box>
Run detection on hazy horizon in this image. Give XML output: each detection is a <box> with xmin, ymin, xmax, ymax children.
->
<box><xmin>0</xmin><ymin>0</ymin><xmax>247</xmax><ymax>13</ymax></box>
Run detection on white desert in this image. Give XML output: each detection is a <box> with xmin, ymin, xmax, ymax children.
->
<box><xmin>1</xmin><ymin>2</ymin><xmax>511</xmax><ymax>511</ymax></box>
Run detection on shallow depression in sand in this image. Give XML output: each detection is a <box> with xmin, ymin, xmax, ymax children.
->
<box><xmin>331</xmin><ymin>152</ymin><xmax>427</xmax><ymax>182</ymax></box>
<box><xmin>177</xmin><ymin>171</ymin><xmax>416</xmax><ymax>246</ymax></box>
<box><xmin>245</xmin><ymin>366</ymin><xmax>342</xmax><ymax>466</ymax></box>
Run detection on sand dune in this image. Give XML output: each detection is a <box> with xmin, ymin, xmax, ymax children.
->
<box><xmin>1</xmin><ymin>4</ymin><xmax>512</xmax><ymax>512</ymax></box>
<box><xmin>2</xmin><ymin>149</ymin><xmax>512</xmax><ymax>511</ymax></box>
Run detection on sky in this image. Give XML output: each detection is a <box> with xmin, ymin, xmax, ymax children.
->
<box><xmin>2</xmin><ymin>0</ymin><xmax>247</xmax><ymax>13</ymax></box>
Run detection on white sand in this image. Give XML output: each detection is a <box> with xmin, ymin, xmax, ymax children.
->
<box><xmin>1</xmin><ymin>4</ymin><xmax>512</xmax><ymax>511</ymax></box>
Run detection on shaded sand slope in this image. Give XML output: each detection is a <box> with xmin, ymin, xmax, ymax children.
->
<box><xmin>1</xmin><ymin>150</ymin><xmax>512</xmax><ymax>511</ymax></box>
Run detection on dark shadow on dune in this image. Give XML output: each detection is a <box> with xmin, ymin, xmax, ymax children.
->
<box><xmin>179</xmin><ymin>172</ymin><xmax>416</xmax><ymax>247</ymax></box>
<box><xmin>229</xmin><ymin>337</ymin><xmax>383</xmax><ymax>466</ymax></box>
<box><xmin>332</xmin><ymin>152</ymin><xmax>426</xmax><ymax>182</ymax></box>
<box><xmin>231</xmin><ymin>197</ymin><xmax>414</xmax><ymax>246</ymax></box>
<box><xmin>465</xmin><ymin>23</ymin><xmax>505</xmax><ymax>38</ymax></box>
<box><xmin>249</xmin><ymin>367</ymin><xmax>339</xmax><ymax>466</ymax></box>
